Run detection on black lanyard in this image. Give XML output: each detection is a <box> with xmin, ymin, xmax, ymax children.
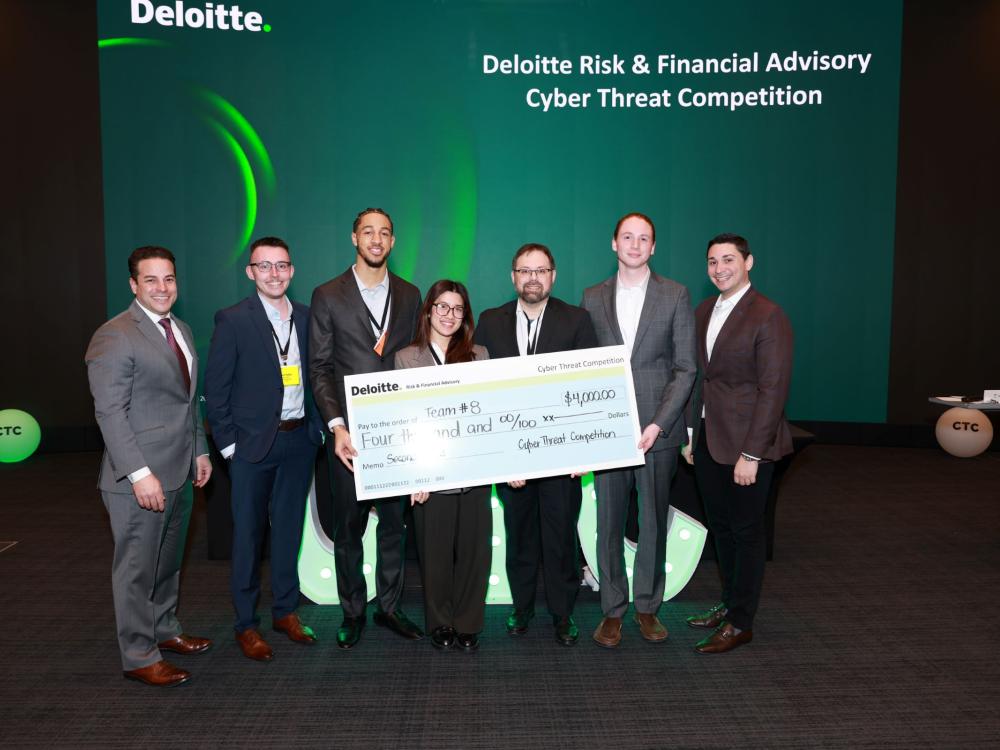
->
<box><xmin>524</xmin><ymin>310</ymin><xmax>541</xmax><ymax>355</ymax></box>
<box><xmin>429</xmin><ymin>345</ymin><xmax>444</xmax><ymax>365</ymax></box>
<box><xmin>270</xmin><ymin>315</ymin><xmax>294</xmax><ymax>364</ymax></box>
<box><xmin>365</xmin><ymin>287</ymin><xmax>392</xmax><ymax>335</ymax></box>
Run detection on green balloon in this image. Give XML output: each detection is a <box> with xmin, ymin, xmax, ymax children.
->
<box><xmin>0</xmin><ymin>409</ymin><xmax>42</xmax><ymax>463</ymax></box>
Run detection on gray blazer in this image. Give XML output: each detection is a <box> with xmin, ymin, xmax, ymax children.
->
<box><xmin>394</xmin><ymin>343</ymin><xmax>489</xmax><ymax>370</ymax></box>
<box><xmin>581</xmin><ymin>271</ymin><xmax>697</xmax><ymax>449</ymax></box>
<box><xmin>86</xmin><ymin>300</ymin><xmax>208</xmax><ymax>493</ymax></box>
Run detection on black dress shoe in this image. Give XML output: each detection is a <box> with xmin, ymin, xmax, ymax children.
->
<box><xmin>373</xmin><ymin>609</ymin><xmax>424</xmax><ymax>640</ymax></box>
<box><xmin>553</xmin><ymin>616</ymin><xmax>579</xmax><ymax>646</ymax></box>
<box><xmin>430</xmin><ymin>626</ymin><xmax>456</xmax><ymax>650</ymax></box>
<box><xmin>686</xmin><ymin>602</ymin><xmax>728</xmax><ymax>630</ymax></box>
<box><xmin>336</xmin><ymin>616</ymin><xmax>366</xmax><ymax>649</ymax></box>
<box><xmin>456</xmin><ymin>632</ymin><xmax>479</xmax><ymax>651</ymax></box>
<box><xmin>505</xmin><ymin>608</ymin><xmax>534</xmax><ymax>636</ymax></box>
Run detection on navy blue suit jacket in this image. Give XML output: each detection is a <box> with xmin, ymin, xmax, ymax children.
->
<box><xmin>204</xmin><ymin>294</ymin><xmax>324</xmax><ymax>463</ymax></box>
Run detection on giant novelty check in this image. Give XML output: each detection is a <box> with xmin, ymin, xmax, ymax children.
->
<box><xmin>344</xmin><ymin>346</ymin><xmax>644</xmax><ymax>500</ymax></box>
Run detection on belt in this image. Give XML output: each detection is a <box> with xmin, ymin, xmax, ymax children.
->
<box><xmin>277</xmin><ymin>417</ymin><xmax>305</xmax><ymax>432</ymax></box>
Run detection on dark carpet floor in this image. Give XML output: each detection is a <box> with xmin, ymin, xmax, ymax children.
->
<box><xmin>1</xmin><ymin>446</ymin><xmax>998</xmax><ymax>748</ymax></box>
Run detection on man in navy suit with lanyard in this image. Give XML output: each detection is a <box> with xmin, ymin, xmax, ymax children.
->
<box><xmin>205</xmin><ymin>236</ymin><xmax>324</xmax><ymax>661</ymax></box>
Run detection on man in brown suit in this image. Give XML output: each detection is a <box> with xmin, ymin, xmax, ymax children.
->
<box><xmin>682</xmin><ymin>233</ymin><xmax>793</xmax><ymax>654</ymax></box>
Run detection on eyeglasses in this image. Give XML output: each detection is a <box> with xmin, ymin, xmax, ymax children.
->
<box><xmin>432</xmin><ymin>302</ymin><xmax>465</xmax><ymax>318</ymax></box>
<box><xmin>249</xmin><ymin>261</ymin><xmax>291</xmax><ymax>273</ymax></box>
<box><xmin>514</xmin><ymin>268</ymin><xmax>553</xmax><ymax>279</ymax></box>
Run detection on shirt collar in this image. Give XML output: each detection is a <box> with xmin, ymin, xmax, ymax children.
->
<box><xmin>516</xmin><ymin>299</ymin><xmax>548</xmax><ymax>320</ymax></box>
<box><xmin>257</xmin><ymin>292</ymin><xmax>291</xmax><ymax>322</ymax></box>
<box><xmin>135</xmin><ymin>299</ymin><xmax>171</xmax><ymax>323</ymax></box>
<box><xmin>352</xmin><ymin>264</ymin><xmax>389</xmax><ymax>293</ymax></box>
<box><xmin>617</xmin><ymin>268</ymin><xmax>651</xmax><ymax>293</ymax></box>
<box><xmin>715</xmin><ymin>282</ymin><xmax>752</xmax><ymax>310</ymax></box>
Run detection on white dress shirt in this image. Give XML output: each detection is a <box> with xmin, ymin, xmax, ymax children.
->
<box><xmin>515</xmin><ymin>300</ymin><xmax>547</xmax><ymax>356</ymax></box>
<box><xmin>615</xmin><ymin>269</ymin><xmax>650</xmax><ymax>356</ymax></box>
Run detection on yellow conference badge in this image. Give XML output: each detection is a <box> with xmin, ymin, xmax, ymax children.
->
<box><xmin>281</xmin><ymin>365</ymin><xmax>300</xmax><ymax>387</ymax></box>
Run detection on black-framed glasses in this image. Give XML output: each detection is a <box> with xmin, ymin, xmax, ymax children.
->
<box><xmin>249</xmin><ymin>261</ymin><xmax>292</xmax><ymax>273</ymax></box>
<box><xmin>514</xmin><ymin>268</ymin><xmax>552</xmax><ymax>279</ymax></box>
<box><xmin>432</xmin><ymin>302</ymin><xmax>465</xmax><ymax>318</ymax></box>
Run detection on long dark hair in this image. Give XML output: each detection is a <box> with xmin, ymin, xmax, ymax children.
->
<box><xmin>412</xmin><ymin>279</ymin><xmax>479</xmax><ymax>364</ymax></box>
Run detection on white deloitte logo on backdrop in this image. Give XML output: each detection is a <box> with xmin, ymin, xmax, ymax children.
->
<box><xmin>130</xmin><ymin>0</ymin><xmax>271</xmax><ymax>32</ymax></box>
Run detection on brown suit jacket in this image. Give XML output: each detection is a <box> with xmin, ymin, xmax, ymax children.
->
<box><xmin>689</xmin><ymin>286</ymin><xmax>793</xmax><ymax>464</ymax></box>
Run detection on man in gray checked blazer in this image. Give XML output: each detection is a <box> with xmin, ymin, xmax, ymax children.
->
<box><xmin>580</xmin><ymin>213</ymin><xmax>696</xmax><ymax>648</ymax></box>
<box><xmin>86</xmin><ymin>246</ymin><xmax>212</xmax><ymax>687</ymax></box>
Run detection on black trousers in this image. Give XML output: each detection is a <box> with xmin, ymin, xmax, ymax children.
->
<box><xmin>497</xmin><ymin>475</ymin><xmax>582</xmax><ymax>619</ymax></box>
<box><xmin>327</xmin><ymin>441</ymin><xmax>407</xmax><ymax>618</ymax></box>
<box><xmin>413</xmin><ymin>486</ymin><xmax>492</xmax><ymax>634</ymax></box>
<box><xmin>693</xmin><ymin>422</ymin><xmax>774</xmax><ymax>631</ymax></box>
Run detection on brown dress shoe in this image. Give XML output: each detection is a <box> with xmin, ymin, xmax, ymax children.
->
<box><xmin>694</xmin><ymin>622</ymin><xmax>753</xmax><ymax>654</ymax></box>
<box><xmin>686</xmin><ymin>603</ymin><xmax>728</xmax><ymax>630</ymax></box>
<box><xmin>236</xmin><ymin>628</ymin><xmax>274</xmax><ymax>661</ymax></box>
<box><xmin>123</xmin><ymin>660</ymin><xmax>190</xmax><ymax>687</ymax></box>
<box><xmin>273</xmin><ymin>613</ymin><xmax>317</xmax><ymax>644</ymax></box>
<box><xmin>592</xmin><ymin>616</ymin><xmax>623</xmax><ymax>648</ymax></box>
<box><xmin>634</xmin><ymin>612</ymin><xmax>668</xmax><ymax>642</ymax></box>
<box><xmin>157</xmin><ymin>634</ymin><xmax>212</xmax><ymax>655</ymax></box>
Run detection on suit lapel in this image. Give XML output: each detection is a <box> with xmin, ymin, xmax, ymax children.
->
<box><xmin>710</xmin><ymin>287</ymin><xmax>755</xmax><ymax>367</ymax></box>
<box><xmin>129</xmin><ymin>301</ymin><xmax>191</xmax><ymax>395</ymax></box>
<box><xmin>386</xmin><ymin>274</ymin><xmax>411</xmax><ymax>352</ymax></box>
<box><xmin>600</xmin><ymin>278</ymin><xmax>625</xmax><ymax>347</ymax></box>
<box><xmin>247</xmin><ymin>295</ymin><xmax>283</xmax><ymax>382</ymax></box>
<box><xmin>342</xmin><ymin>272</ymin><xmax>378</xmax><ymax>346</ymax></box>
<box><xmin>631</xmin><ymin>273</ymin><xmax>662</xmax><ymax>357</ymax></box>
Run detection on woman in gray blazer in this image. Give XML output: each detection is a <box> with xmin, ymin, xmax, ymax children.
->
<box><xmin>394</xmin><ymin>280</ymin><xmax>492</xmax><ymax>651</ymax></box>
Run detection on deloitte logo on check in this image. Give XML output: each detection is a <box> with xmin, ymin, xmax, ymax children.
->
<box><xmin>130</xmin><ymin>0</ymin><xmax>272</xmax><ymax>32</ymax></box>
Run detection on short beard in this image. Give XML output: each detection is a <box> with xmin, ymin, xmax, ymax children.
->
<box><xmin>361</xmin><ymin>253</ymin><xmax>388</xmax><ymax>270</ymax></box>
<box><xmin>518</xmin><ymin>287</ymin><xmax>550</xmax><ymax>305</ymax></box>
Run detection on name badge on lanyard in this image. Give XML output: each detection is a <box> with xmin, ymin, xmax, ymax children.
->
<box><xmin>272</xmin><ymin>317</ymin><xmax>299</xmax><ymax>387</ymax></box>
<box><xmin>366</xmin><ymin>287</ymin><xmax>392</xmax><ymax>356</ymax></box>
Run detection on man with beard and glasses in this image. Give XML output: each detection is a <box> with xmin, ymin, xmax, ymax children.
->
<box><xmin>309</xmin><ymin>208</ymin><xmax>423</xmax><ymax>649</ymax></box>
<box><xmin>474</xmin><ymin>243</ymin><xmax>598</xmax><ymax>646</ymax></box>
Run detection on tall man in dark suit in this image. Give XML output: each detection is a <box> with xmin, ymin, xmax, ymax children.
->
<box><xmin>309</xmin><ymin>208</ymin><xmax>423</xmax><ymax>648</ymax></box>
<box><xmin>682</xmin><ymin>233</ymin><xmax>793</xmax><ymax>654</ymax></box>
<box><xmin>474</xmin><ymin>243</ymin><xmax>598</xmax><ymax>646</ymax></box>
<box><xmin>581</xmin><ymin>212</ymin><xmax>697</xmax><ymax>648</ymax></box>
<box><xmin>85</xmin><ymin>246</ymin><xmax>212</xmax><ymax>687</ymax></box>
<box><xmin>204</xmin><ymin>236</ymin><xmax>324</xmax><ymax>661</ymax></box>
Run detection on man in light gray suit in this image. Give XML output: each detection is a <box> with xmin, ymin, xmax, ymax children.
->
<box><xmin>581</xmin><ymin>212</ymin><xmax>696</xmax><ymax>648</ymax></box>
<box><xmin>86</xmin><ymin>246</ymin><xmax>212</xmax><ymax>687</ymax></box>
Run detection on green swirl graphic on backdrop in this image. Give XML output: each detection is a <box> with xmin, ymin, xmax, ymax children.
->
<box><xmin>99</xmin><ymin>40</ymin><xmax>275</xmax><ymax>265</ymax></box>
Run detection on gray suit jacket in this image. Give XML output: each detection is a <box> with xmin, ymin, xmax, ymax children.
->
<box><xmin>394</xmin><ymin>343</ymin><xmax>489</xmax><ymax>369</ymax></box>
<box><xmin>581</xmin><ymin>271</ymin><xmax>697</xmax><ymax>449</ymax></box>
<box><xmin>86</xmin><ymin>300</ymin><xmax>207</xmax><ymax>493</ymax></box>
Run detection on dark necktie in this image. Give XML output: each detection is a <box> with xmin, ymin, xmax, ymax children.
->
<box><xmin>159</xmin><ymin>318</ymin><xmax>192</xmax><ymax>393</ymax></box>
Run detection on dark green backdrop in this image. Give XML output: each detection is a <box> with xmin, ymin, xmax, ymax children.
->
<box><xmin>97</xmin><ymin>0</ymin><xmax>902</xmax><ymax>422</ymax></box>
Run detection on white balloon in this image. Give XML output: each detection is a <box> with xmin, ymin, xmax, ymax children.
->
<box><xmin>935</xmin><ymin>407</ymin><xmax>994</xmax><ymax>458</ymax></box>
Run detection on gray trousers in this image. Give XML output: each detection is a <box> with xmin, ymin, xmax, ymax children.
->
<box><xmin>102</xmin><ymin>486</ymin><xmax>192</xmax><ymax>670</ymax></box>
<box><xmin>595</xmin><ymin>449</ymin><xmax>677</xmax><ymax>618</ymax></box>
